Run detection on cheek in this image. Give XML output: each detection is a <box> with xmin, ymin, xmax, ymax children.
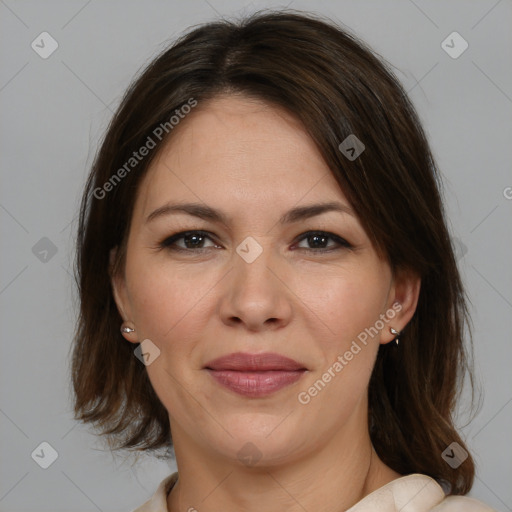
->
<box><xmin>126</xmin><ymin>254</ymin><xmax>217</xmax><ymax>341</ymax></box>
<box><xmin>294</xmin><ymin>274</ymin><xmax>385</xmax><ymax>420</ymax></box>
<box><xmin>291</xmin><ymin>262</ymin><xmax>390</xmax><ymax>343</ymax></box>
<box><xmin>124</xmin><ymin>257</ymin><xmax>218</xmax><ymax>416</ymax></box>
<box><xmin>292</xmin><ymin>263</ymin><xmax>389</xmax><ymax>404</ymax></box>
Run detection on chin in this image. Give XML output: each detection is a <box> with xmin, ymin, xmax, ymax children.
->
<box><xmin>206</xmin><ymin>420</ymin><xmax>308</xmax><ymax>469</ymax></box>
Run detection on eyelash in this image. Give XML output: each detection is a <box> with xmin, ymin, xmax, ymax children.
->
<box><xmin>158</xmin><ymin>230</ymin><xmax>352</xmax><ymax>254</ymax></box>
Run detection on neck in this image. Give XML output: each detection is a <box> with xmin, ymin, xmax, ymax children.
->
<box><xmin>166</xmin><ymin>418</ymin><xmax>401</xmax><ymax>512</ymax></box>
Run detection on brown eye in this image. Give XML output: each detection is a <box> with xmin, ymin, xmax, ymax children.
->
<box><xmin>160</xmin><ymin>231</ymin><xmax>219</xmax><ymax>251</ymax></box>
<box><xmin>294</xmin><ymin>231</ymin><xmax>352</xmax><ymax>252</ymax></box>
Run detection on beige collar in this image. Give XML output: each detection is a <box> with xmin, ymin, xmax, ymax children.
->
<box><xmin>133</xmin><ymin>472</ymin><xmax>450</xmax><ymax>512</ymax></box>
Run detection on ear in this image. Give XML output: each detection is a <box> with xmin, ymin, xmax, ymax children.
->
<box><xmin>110</xmin><ymin>246</ymin><xmax>138</xmax><ymax>344</ymax></box>
<box><xmin>380</xmin><ymin>267</ymin><xmax>421</xmax><ymax>345</ymax></box>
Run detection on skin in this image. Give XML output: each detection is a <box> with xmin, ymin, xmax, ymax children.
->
<box><xmin>112</xmin><ymin>94</ymin><xmax>421</xmax><ymax>512</ymax></box>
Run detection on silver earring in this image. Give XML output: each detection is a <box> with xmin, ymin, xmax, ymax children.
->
<box><xmin>121</xmin><ymin>325</ymin><xmax>135</xmax><ymax>334</ymax></box>
<box><xmin>390</xmin><ymin>327</ymin><xmax>401</xmax><ymax>345</ymax></box>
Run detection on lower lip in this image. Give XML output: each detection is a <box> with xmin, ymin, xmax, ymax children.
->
<box><xmin>206</xmin><ymin>369</ymin><xmax>306</xmax><ymax>397</ymax></box>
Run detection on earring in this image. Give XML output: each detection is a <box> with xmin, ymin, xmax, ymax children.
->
<box><xmin>390</xmin><ymin>327</ymin><xmax>401</xmax><ymax>345</ymax></box>
<box><xmin>121</xmin><ymin>323</ymin><xmax>135</xmax><ymax>334</ymax></box>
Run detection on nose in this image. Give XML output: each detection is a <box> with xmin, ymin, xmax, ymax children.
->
<box><xmin>218</xmin><ymin>242</ymin><xmax>293</xmax><ymax>332</ymax></box>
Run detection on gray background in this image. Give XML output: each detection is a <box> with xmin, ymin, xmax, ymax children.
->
<box><xmin>0</xmin><ymin>0</ymin><xmax>511</xmax><ymax>511</ymax></box>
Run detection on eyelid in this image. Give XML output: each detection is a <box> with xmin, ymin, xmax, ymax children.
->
<box><xmin>293</xmin><ymin>231</ymin><xmax>352</xmax><ymax>251</ymax></box>
<box><xmin>159</xmin><ymin>229</ymin><xmax>352</xmax><ymax>253</ymax></box>
<box><xmin>160</xmin><ymin>230</ymin><xmax>219</xmax><ymax>250</ymax></box>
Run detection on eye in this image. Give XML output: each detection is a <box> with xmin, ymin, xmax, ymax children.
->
<box><xmin>293</xmin><ymin>231</ymin><xmax>352</xmax><ymax>252</ymax></box>
<box><xmin>158</xmin><ymin>229</ymin><xmax>352</xmax><ymax>254</ymax></box>
<box><xmin>159</xmin><ymin>230</ymin><xmax>219</xmax><ymax>252</ymax></box>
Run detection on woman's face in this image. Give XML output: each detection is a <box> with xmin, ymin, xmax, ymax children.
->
<box><xmin>112</xmin><ymin>94</ymin><xmax>418</xmax><ymax>467</ymax></box>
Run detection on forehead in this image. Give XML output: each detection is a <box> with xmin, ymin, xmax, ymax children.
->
<box><xmin>133</xmin><ymin>94</ymin><xmax>347</xmax><ymax>223</ymax></box>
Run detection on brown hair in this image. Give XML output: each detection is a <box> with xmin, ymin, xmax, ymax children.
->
<box><xmin>71</xmin><ymin>9</ymin><xmax>476</xmax><ymax>494</ymax></box>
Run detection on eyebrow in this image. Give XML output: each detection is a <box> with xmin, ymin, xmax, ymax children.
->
<box><xmin>145</xmin><ymin>201</ymin><xmax>355</xmax><ymax>226</ymax></box>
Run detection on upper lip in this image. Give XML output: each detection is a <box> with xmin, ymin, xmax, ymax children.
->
<box><xmin>204</xmin><ymin>352</ymin><xmax>307</xmax><ymax>371</ymax></box>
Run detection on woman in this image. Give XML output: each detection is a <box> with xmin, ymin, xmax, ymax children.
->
<box><xmin>71</xmin><ymin>10</ymin><xmax>496</xmax><ymax>511</ymax></box>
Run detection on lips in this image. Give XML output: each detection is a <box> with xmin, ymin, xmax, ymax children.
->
<box><xmin>204</xmin><ymin>352</ymin><xmax>307</xmax><ymax>398</ymax></box>
<box><xmin>204</xmin><ymin>352</ymin><xmax>307</xmax><ymax>371</ymax></box>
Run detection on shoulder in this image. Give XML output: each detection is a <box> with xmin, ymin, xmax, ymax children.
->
<box><xmin>347</xmin><ymin>473</ymin><xmax>497</xmax><ymax>512</ymax></box>
<box><xmin>431</xmin><ymin>495</ymin><xmax>498</xmax><ymax>511</ymax></box>
<box><xmin>384</xmin><ymin>474</ymin><xmax>497</xmax><ymax>512</ymax></box>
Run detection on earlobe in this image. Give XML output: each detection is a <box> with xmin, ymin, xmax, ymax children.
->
<box><xmin>120</xmin><ymin>322</ymin><xmax>138</xmax><ymax>343</ymax></box>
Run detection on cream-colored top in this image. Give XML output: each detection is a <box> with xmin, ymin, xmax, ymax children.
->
<box><xmin>131</xmin><ymin>472</ymin><xmax>496</xmax><ymax>512</ymax></box>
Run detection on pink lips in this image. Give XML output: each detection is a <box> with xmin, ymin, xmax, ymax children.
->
<box><xmin>204</xmin><ymin>352</ymin><xmax>307</xmax><ymax>398</ymax></box>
